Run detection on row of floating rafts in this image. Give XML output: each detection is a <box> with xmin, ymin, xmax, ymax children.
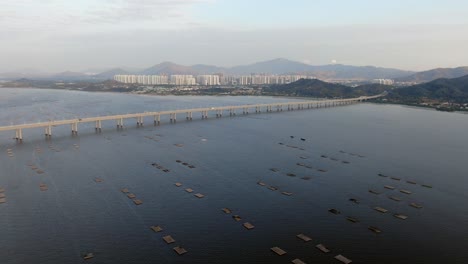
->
<box><xmin>378</xmin><ymin>173</ymin><xmax>433</xmax><ymax>189</ymax></box>
<box><xmin>271</xmin><ymin>234</ymin><xmax>353</xmax><ymax>263</ymax></box>
<box><xmin>0</xmin><ymin>187</ymin><xmax>6</xmax><ymax>204</ymax></box>
<box><xmin>28</xmin><ymin>163</ymin><xmax>45</xmax><ymax>174</ymax></box>
<box><xmin>175</xmin><ymin>160</ymin><xmax>196</xmax><ymax>169</ymax></box>
<box><xmin>48</xmin><ymin>145</ymin><xmax>61</xmax><ymax>152</ymax></box>
<box><xmin>149</xmin><ymin>225</ymin><xmax>188</xmax><ymax>255</ymax></box>
<box><xmin>320</xmin><ymin>155</ymin><xmax>351</xmax><ymax>164</ymax></box>
<box><xmin>151</xmin><ymin>163</ymin><xmax>170</xmax><ymax>173</ymax></box>
<box><xmin>270</xmin><ymin>168</ymin><xmax>312</xmax><ymax>180</ymax></box>
<box><xmin>6</xmin><ymin>148</ymin><xmax>14</xmax><ymax>157</ymax></box>
<box><xmin>289</xmin><ymin>136</ymin><xmax>307</xmax><ymax>141</ymax></box>
<box><xmin>221</xmin><ymin>207</ymin><xmax>255</xmax><ymax>230</ymax></box>
<box><xmin>120</xmin><ymin>188</ymin><xmax>143</xmax><ymax>205</ymax></box>
<box><xmin>369</xmin><ymin>187</ymin><xmax>412</xmax><ymax>195</ymax></box>
<box><xmin>338</xmin><ymin>150</ymin><xmax>366</xmax><ymax>158</ymax></box>
<box><xmin>174</xmin><ymin>182</ymin><xmax>205</xmax><ymax>199</ymax></box>
<box><xmin>278</xmin><ymin>142</ymin><xmax>306</xmax><ymax>151</ymax></box>
<box><xmin>296</xmin><ymin>163</ymin><xmax>328</xmax><ymax>172</ymax></box>
<box><xmin>369</xmin><ymin>187</ymin><xmax>424</xmax><ymax>208</ymax></box>
<box><xmin>39</xmin><ymin>183</ymin><xmax>48</xmax><ymax>192</ymax></box>
<box><xmin>257</xmin><ymin>181</ymin><xmax>293</xmax><ymax>196</ymax></box>
<box><xmin>347</xmin><ymin>199</ymin><xmax>410</xmax><ymax>219</ymax></box>
<box><xmin>329</xmin><ymin>207</ymin><xmax>381</xmax><ymax>233</ymax></box>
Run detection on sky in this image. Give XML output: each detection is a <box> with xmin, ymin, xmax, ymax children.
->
<box><xmin>1</xmin><ymin>0</ymin><xmax>468</xmax><ymax>72</ymax></box>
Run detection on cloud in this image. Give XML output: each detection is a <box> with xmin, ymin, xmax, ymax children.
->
<box><xmin>0</xmin><ymin>0</ymin><xmax>214</xmax><ymax>31</ymax></box>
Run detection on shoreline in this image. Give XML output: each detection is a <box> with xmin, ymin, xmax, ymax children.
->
<box><xmin>1</xmin><ymin>86</ymin><xmax>466</xmax><ymax>114</ymax></box>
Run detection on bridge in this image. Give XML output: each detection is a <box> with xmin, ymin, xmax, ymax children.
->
<box><xmin>0</xmin><ymin>93</ymin><xmax>385</xmax><ymax>141</ymax></box>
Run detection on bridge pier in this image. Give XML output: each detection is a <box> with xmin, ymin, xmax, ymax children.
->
<box><xmin>186</xmin><ymin>112</ymin><xmax>193</xmax><ymax>121</ymax></box>
<box><xmin>15</xmin><ymin>128</ymin><xmax>23</xmax><ymax>142</ymax></box>
<box><xmin>137</xmin><ymin>116</ymin><xmax>144</xmax><ymax>127</ymax></box>
<box><xmin>71</xmin><ymin>122</ymin><xmax>78</xmax><ymax>135</ymax></box>
<box><xmin>170</xmin><ymin>113</ymin><xmax>177</xmax><ymax>123</ymax></box>
<box><xmin>95</xmin><ymin>120</ymin><xmax>102</xmax><ymax>132</ymax></box>
<box><xmin>117</xmin><ymin>118</ymin><xmax>124</xmax><ymax>129</ymax></box>
<box><xmin>201</xmin><ymin>111</ymin><xmax>208</xmax><ymax>119</ymax></box>
<box><xmin>154</xmin><ymin>115</ymin><xmax>160</xmax><ymax>125</ymax></box>
<box><xmin>45</xmin><ymin>126</ymin><xmax>52</xmax><ymax>138</ymax></box>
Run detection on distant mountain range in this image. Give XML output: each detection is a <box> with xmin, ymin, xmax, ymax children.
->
<box><xmin>0</xmin><ymin>58</ymin><xmax>414</xmax><ymax>81</ymax></box>
<box><xmin>390</xmin><ymin>74</ymin><xmax>468</xmax><ymax>103</ymax></box>
<box><xmin>395</xmin><ymin>66</ymin><xmax>468</xmax><ymax>83</ymax></box>
<box><xmin>2</xmin><ymin>59</ymin><xmax>468</xmax><ymax>83</ymax></box>
<box><xmin>123</xmin><ymin>58</ymin><xmax>414</xmax><ymax>80</ymax></box>
<box><xmin>263</xmin><ymin>78</ymin><xmax>389</xmax><ymax>98</ymax></box>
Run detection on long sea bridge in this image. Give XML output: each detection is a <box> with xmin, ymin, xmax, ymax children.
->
<box><xmin>0</xmin><ymin>94</ymin><xmax>385</xmax><ymax>141</ymax></box>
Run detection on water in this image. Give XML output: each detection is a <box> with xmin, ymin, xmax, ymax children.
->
<box><xmin>0</xmin><ymin>88</ymin><xmax>467</xmax><ymax>264</ymax></box>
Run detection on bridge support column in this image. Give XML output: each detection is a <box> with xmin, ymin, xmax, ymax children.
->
<box><xmin>137</xmin><ymin>116</ymin><xmax>144</xmax><ymax>127</ymax></box>
<box><xmin>95</xmin><ymin>120</ymin><xmax>102</xmax><ymax>132</ymax></box>
<box><xmin>45</xmin><ymin>126</ymin><xmax>52</xmax><ymax>138</ymax></box>
<box><xmin>117</xmin><ymin>118</ymin><xmax>124</xmax><ymax>129</ymax></box>
<box><xmin>71</xmin><ymin>122</ymin><xmax>78</xmax><ymax>135</ymax></box>
<box><xmin>15</xmin><ymin>129</ymin><xmax>23</xmax><ymax>141</ymax></box>
<box><xmin>154</xmin><ymin>115</ymin><xmax>160</xmax><ymax>125</ymax></box>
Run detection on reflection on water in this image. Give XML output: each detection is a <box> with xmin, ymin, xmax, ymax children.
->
<box><xmin>0</xmin><ymin>88</ymin><xmax>467</xmax><ymax>264</ymax></box>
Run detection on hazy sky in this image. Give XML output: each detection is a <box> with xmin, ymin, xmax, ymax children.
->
<box><xmin>1</xmin><ymin>0</ymin><xmax>468</xmax><ymax>72</ymax></box>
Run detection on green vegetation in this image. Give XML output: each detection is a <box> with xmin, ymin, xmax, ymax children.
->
<box><xmin>262</xmin><ymin>79</ymin><xmax>389</xmax><ymax>98</ymax></box>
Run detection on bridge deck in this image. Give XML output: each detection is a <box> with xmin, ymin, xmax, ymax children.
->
<box><xmin>0</xmin><ymin>94</ymin><xmax>384</xmax><ymax>136</ymax></box>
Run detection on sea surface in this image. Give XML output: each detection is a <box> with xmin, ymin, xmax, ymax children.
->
<box><xmin>0</xmin><ymin>88</ymin><xmax>467</xmax><ymax>264</ymax></box>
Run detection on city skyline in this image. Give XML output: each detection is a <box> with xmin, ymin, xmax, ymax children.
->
<box><xmin>1</xmin><ymin>0</ymin><xmax>468</xmax><ymax>72</ymax></box>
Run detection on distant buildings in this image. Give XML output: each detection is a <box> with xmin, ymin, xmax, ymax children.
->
<box><xmin>372</xmin><ymin>79</ymin><xmax>394</xmax><ymax>85</ymax></box>
<box><xmin>114</xmin><ymin>75</ymin><xmax>169</xmax><ymax>85</ymax></box>
<box><xmin>170</xmin><ymin>75</ymin><xmax>197</xmax><ymax>86</ymax></box>
<box><xmin>196</xmin><ymin>75</ymin><xmax>220</xmax><ymax>86</ymax></box>
<box><xmin>114</xmin><ymin>74</ymin><xmax>315</xmax><ymax>86</ymax></box>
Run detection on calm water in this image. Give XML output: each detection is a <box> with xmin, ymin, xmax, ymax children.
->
<box><xmin>0</xmin><ymin>88</ymin><xmax>467</xmax><ymax>264</ymax></box>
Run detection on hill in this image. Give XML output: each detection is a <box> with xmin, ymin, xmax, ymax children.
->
<box><xmin>263</xmin><ymin>78</ymin><xmax>389</xmax><ymax>98</ymax></box>
<box><xmin>97</xmin><ymin>58</ymin><xmax>414</xmax><ymax>80</ymax></box>
<box><xmin>138</xmin><ymin>62</ymin><xmax>196</xmax><ymax>75</ymax></box>
<box><xmin>390</xmin><ymin>74</ymin><xmax>468</xmax><ymax>103</ymax></box>
<box><xmin>395</xmin><ymin>66</ymin><xmax>468</xmax><ymax>83</ymax></box>
<box><xmin>228</xmin><ymin>58</ymin><xmax>412</xmax><ymax>79</ymax></box>
<box><xmin>229</xmin><ymin>58</ymin><xmax>312</xmax><ymax>75</ymax></box>
<box><xmin>94</xmin><ymin>68</ymin><xmax>130</xmax><ymax>79</ymax></box>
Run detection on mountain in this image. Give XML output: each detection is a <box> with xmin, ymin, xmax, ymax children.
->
<box><xmin>190</xmin><ymin>64</ymin><xmax>226</xmax><ymax>74</ymax></box>
<box><xmin>49</xmin><ymin>71</ymin><xmax>92</xmax><ymax>81</ymax></box>
<box><xmin>138</xmin><ymin>62</ymin><xmax>196</xmax><ymax>75</ymax></box>
<box><xmin>263</xmin><ymin>78</ymin><xmax>390</xmax><ymax>98</ymax></box>
<box><xmin>118</xmin><ymin>58</ymin><xmax>414</xmax><ymax>80</ymax></box>
<box><xmin>229</xmin><ymin>58</ymin><xmax>312</xmax><ymax>75</ymax></box>
<box><xmin>94</xmin><ymin>68</ymin><xmax>130</xmax><ymax>79</ymax></box>
<box><xmin>0</xmin><ymin>58</ymin><xmax>420</xmax><ymax>81</ymax></box>
<box><xmin>228</xmin><ymin>58</ymin><xmax>413</xmax><ymax>79</ymax></box>
<box><xmin>390</xmin><ymin>74</ymin><xmax>468</xmax><ymax>103</ymax></box>
<box><xmin>306</xmin><ymin>64</ymin><xmax>413</xmax><ymax>80</ymax></box>
<box><xmin>395</xmin><ymin>66</ymin><xmax>468</xmax><ymax>83</ymax></box>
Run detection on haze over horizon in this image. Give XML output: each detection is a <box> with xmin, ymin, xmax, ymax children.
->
<box><xmin>2</xmin><ymin>0</ymin><xmax>468</xmax><ymax>73</ymax></box>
